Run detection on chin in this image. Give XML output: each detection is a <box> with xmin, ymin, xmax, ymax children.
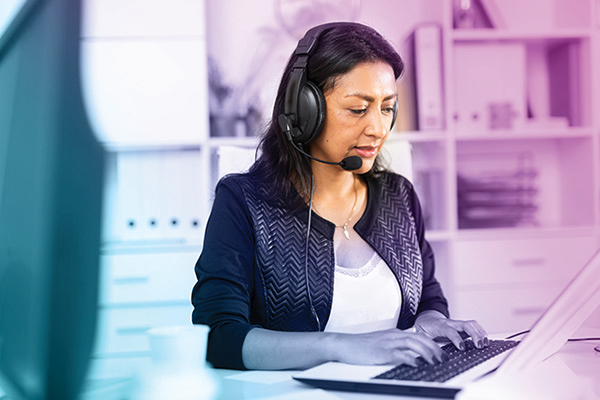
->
<box><xmin>355</xmin><ymin>161</ymin><xmax>374</xmax><ymax>175</ymax></box>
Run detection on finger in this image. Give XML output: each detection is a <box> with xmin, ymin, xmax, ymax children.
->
<box><xmin>456</xmin><ymin>320</ymin><xmax>488</xmax><ymax>348</ymax></box>
<box><xmin>390</xmin><ymin>350</ymin><xmax>420</xmax><ymax>367</ymax></box>
<box><xmin>442</xmin><ymin>327</ymin><xmax>466</xmax><ymax>351</ymax></box>
<box><xmin>380</xmin><ymin>330</ymin><xmax>444</xmax><ymax>364</ymax></box>
<box><xmin>399</xmin><ymin>335</ymin><xmax>444</xmax><ymax>364</ymax></box>
<box><xmin>471</xmin><ymin>322</ymin><xmax>488</xmax><ymax>347</ymax></box>
<box><xmin>423</xmin><ymin>321</ymin><xmax>464</xmax><ymax>350</ymax></box>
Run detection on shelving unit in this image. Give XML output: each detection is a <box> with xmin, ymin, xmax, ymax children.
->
<box><xmin>81</xmin><ymin>0</ymin><xmax>216</xmax><ymax>380</ymax></box>
<box><xmin>390</xmin><ymin>0</ymin><xmax>600</xmax><ymax>333</ymax></box>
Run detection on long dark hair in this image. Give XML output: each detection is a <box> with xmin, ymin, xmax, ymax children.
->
<box><xmin>249</xmin><ymin>22</ymin><xmax>404</xmax><ymax>206</ymax></box>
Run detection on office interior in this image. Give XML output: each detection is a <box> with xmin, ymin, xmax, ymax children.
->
<box><xmin>2</xmin><ymin>0</ymin><xmax>600</xmax><ymax>399</ymax></box>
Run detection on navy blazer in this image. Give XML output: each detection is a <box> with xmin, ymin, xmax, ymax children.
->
<box><xmin>191</xmin><ymin>171</ymin><xmax>449</xmax><ymax>370</ymax></box>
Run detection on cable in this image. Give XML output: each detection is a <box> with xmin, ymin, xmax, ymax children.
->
<box><xmin>504</xmin><ymin>330</ymin><xmax>600</xmax><ymax>349</ymax></box>
<box><xmin>567</xmin><ymin>337</ymin><xmax>600</xmax><ymax>342</ymax></box>
<box><xmin>304</xmin><ymin>166</ymin><xmax>321</xmax><ymax>331</ymax></box>
<box><xmin>504</xmin><ymin>330</ymin><xmax>529</xmax><ymax>340</ymax></box>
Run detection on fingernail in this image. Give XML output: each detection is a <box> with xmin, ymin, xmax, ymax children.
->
<box><xmin>459</xmin><ymin>342</ymin><xmax>465</xmax><ymax>351</ymax></box>
<box><xmin>484</xmin><ymin>338</ymin><xmax>489</xmax><ymax>346</ymax></box>
<box><xmin>415</xmin><ymin>357</ymin><xmax>427</xmax><ymax>366</ymax></box>
<box><xmin>477</xmin><ymin>340</ymin><xmax>483</xmax><ymax>348</ymax></box>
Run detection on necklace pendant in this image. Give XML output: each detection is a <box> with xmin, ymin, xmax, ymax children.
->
<box><xmin>343</xmin><ymin>226</ymin><xmax>350</xmax><ymax>240</ymax></box>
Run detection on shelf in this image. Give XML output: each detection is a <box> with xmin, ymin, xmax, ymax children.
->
<box><xmin>424</xmin><ymin>229</ymin><xmax>453</xmax><ymax>242</ymax></box>
<box><xmin>101</xmin><ymin>136</ymin><xmax>260</xmax><ymax>152</ymax></box>
<box><xmin>451</xmin><ymin>28</ymin><xmax>593</xmax><ymax>42</ymax></box>
<box><xmin>453</xmin><ymin>126</ymin><xmax>595</xmax><ymax>141</ymax></box>
<box><xmin>389</xmin><ymin>131</ymin><xmax>447</xmax><ymax>142</ymax></box>
<box><xmin>102</xmin><ymin>142</ymin><xmax>205</xmax><ymax>152</ymax></box>
<box><xmin>455</xmin><ymin>225</ymin><xmax>598</xmax><ymax>241</ymax></box>
<box><xmin>102</xmin><ymin>240</ymin><xmax>202</xmax><ymax>254</ymax></box>
<box><xmin>207</xmin><ymin>135</ymin><xmax>260</xmax><ymax>148</ymax></box>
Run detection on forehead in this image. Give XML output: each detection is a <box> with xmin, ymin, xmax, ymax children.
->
<box><xmin>326</xmin><ymin>61</ymin><xmax>397</xmax><ymax>98</ymax></box>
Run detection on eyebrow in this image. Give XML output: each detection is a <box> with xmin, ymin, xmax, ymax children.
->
<box><xmin>345</xmin><ymin>93</ymin><xmax>398</xmax><ymax>102</ymax></box>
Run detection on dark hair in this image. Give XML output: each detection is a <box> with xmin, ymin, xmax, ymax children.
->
<box><xmin>249</xmin><ymin>22</ymin><xmax>404</xmax><ymax>206</ymax></box>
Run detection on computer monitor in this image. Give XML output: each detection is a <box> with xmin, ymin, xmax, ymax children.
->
<box><xmin>0</xmin><ymin>0</ymin><xmax>104</xmax><ymax>398</ymax></box>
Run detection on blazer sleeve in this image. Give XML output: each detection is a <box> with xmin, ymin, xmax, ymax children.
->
<box><xmin>408</xmin><ymin>182</ymin><xmax>450</xmax><ymax>318</ymax></box>
<box><xmin>191</xmin><ymin>176</ymin><xmax>256</xmax><ymax>370</ymax></box>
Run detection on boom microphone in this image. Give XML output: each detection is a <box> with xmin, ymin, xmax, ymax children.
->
<box><xmin>278</xmin><ymin>115</ymin><xmax>363</xmax><ymax>171</ymax></box>
<box><xmin>291</xmin><ymin>143</ymin><xmax>363</xmax><ymax>171</ymax></box>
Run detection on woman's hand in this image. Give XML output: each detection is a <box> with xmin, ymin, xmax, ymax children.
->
<box><xmin>242</xmin><ymin>327</ymin><xmax>446</xmax><ymax>370</ymax></box>
<box><xmin>333</xmin><ymin>328</ymin><xmax>447</xmax><ymax>367</ymax></box>
<box><xmin>414</xmin><ymin>310</ymin><xmax>489</xmax><ymax>350</ymax></box>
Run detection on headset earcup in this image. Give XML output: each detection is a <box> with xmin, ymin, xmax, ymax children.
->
<box><xmin>294</xmin><ymin>81</ymin><xmax>326</xmax><ymax>145</ymax></box>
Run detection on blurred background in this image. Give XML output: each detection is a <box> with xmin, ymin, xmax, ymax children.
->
<box><xmin>77</xmin><ymin>0</ymin><xmax>600</xmax><ymax>382</ymax></box>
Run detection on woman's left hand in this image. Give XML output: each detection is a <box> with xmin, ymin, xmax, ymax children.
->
<box><xmin>414</xmin><ymin>310</ymin><xmax>489</xmax><ymax>351</ymax></box>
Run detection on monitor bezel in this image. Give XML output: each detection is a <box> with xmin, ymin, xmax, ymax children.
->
<box><xmin>0</xmin><ymin>0</ymin><xmax>40</xmax><ymax>59</ymax></box>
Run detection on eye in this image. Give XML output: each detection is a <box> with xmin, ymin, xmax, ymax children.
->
<box><xmin>382</xmin><ymin>105</ymin><xmax>395</xmax><ymax>114</ymax></box>
<box><xmin>350</xmin><ymin>108</ymin><xmax>367</xmax><ymax>115</ymax></box>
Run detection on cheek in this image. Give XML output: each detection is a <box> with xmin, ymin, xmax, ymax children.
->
<box><xmin>320</xmin><ymin>113</ymin><xmax>344</xmax><ymax>143</ymax></box>
<box><xmin>326</xmin><ymin>106</ymin><xmax>355</xmax><ymax>128</ymax></box>
<box><xmin>325</xmin><ymin>111</ymin><xmax>360</xmax><ymax>141</ymax></box>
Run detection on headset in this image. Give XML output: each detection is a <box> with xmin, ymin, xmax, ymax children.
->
<box><xmin>278</xmin><ymin>21</ymin><xmax>398</xmax><ymax>148</ymax></box>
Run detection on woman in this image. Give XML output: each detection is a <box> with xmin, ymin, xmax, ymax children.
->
<box><xmin>191</xmin><ymin>22</ymin><xmax>488</xmax><ymax>370</ymax></box>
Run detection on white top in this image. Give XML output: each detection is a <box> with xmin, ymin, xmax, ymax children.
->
<box><xmin>324</xmin><ymin>230</ymin><xmax>402</xmax><ymax>334</ymax></box>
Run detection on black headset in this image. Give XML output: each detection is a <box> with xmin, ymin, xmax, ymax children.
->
<box><xmin>279</xmin><ymin>22</ymin><xmax>398</xmax><ymax>146</ymax></box>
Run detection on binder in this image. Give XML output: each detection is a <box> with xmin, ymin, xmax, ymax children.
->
<box><xmin>548</xmin><ymin>41</ymin><xmax>582</xmax><ymax>126</ymax></box>
<box><xmin>412</xmin><ymin>24</ymin><xmax>445</xmax><ymax>131</ymax></box>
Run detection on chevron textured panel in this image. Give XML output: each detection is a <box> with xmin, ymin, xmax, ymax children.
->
<box><xmin>364</xmin><ymin>174</ymin><xmax>423</xmax><ymax>329</ymax></box>
<box><xmin>242</xmin><ymin>180</ymin><xmax>332</xmax><ymax>331</ymax></box>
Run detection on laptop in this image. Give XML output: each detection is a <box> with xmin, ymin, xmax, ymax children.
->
<box><xmin>293</xmin><ymin>248</ymin><xmax>600</xmax><ymax>398</ymax></box>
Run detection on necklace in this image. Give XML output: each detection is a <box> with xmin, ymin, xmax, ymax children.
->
<box><xmin>337</xmin><ymin>178</ymin><xmax>358</xmax><ymax>240</ymax></box>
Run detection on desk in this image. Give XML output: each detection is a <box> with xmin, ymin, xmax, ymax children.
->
<box><xmin>212</xmin><ymin>339</ymin><xmax>600</xmax><ymax>400</ymax></box>
<box><xmin>30</xmin><ymin>328</ymin><xmax>598</xmax><ymax>400</ymax></box>
<box><xmin>1</xmin><ymin>339</ymin><xmax>597</xmax><ymax>399</ymax></box>
<box><xmin>1</xmin><ymin>340</ymin><xmax>597</xmax><ymax>399</ymax></box>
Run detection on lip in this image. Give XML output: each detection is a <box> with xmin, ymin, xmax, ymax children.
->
<box><xmin>354</xmin><ymin>145</ymin><xmax>379</xmax><ymax>158</ymax></box>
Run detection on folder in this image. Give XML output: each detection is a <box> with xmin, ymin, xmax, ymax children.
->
<box><xmin>412</xmin><ymin>23</ymin><xmax>445</xmax><ymax>131</ymax></box>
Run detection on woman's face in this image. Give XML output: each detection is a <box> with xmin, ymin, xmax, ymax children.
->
<box><xmin>310</xmin><ymin>61</ymin><xmax>397</xmax><ymax>175</ymax></box>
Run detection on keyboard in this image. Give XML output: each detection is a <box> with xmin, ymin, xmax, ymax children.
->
<box><xmin>374</xmin><ymin>339</ymin><xmax>519</xmax><ymax>383</ymax></box>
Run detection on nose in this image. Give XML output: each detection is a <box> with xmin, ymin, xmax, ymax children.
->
<box><xmin>364</xmin><ymin>108</ymin><xmax>388</xmax><ymax>138</ymax></box>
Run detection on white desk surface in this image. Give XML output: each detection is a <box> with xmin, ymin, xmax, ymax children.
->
<box><xmin>2</xmin><ymin>330</ymin><xmax>598</xmax><ymax>400</ymax></box>
<box><xmin>212</xmin><ymin>333</ymin><xmax>600</xmax><ymax>400</ymax></box>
